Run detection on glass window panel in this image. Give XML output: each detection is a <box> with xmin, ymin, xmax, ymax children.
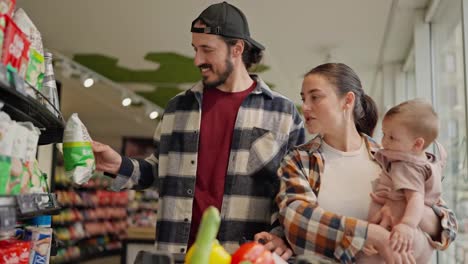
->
<box><xmin>431</xmin><ymin>0</ymin><xmax>465</xmax><ymax>263</ymax></box>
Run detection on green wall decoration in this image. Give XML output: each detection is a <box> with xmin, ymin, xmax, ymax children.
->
<box><xmin>74</xmin><ymin>52</ymin><xmax>271</xmax><ymax>108</ymax></box>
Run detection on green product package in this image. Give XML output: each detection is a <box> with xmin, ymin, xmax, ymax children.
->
<box><xmin>0</xmin><ymin>155</ymin><xmax>11</xmax><ymax>194</ymax></box>
<box><xmin>63</xmin><ymin>141</ymin><xmax>94</xmax><ymax>171</ymax></box>
<box><xmin>10</xmin><ymin>165</ymin><xmax>27</xmax><ymax>195</ymax></box>
<box><xmin>29</xmin><ymin>160</ymin><xmax>47</xmax><ymax>193</ymax></box>
<box><xmin>25</xmin><ymin>48</ymin><xmax>44</xmax><ymax>90</ymax></box>
<box><xmin>63</xmin><ymin>113</ymin><xmax>95</xmax><ymax>185</ymax></box>
<box><xmin>0</xmin><ymin>112</ymin><xmax>14</xmax><ymax>194</ymax></box>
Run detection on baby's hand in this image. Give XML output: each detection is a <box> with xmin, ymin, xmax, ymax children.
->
<box><xmin>390</xmin><ymin>223</ymin><xmax>415</xmax><ymax>253</ymax></box>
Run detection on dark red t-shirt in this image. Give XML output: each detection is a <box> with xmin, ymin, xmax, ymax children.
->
<box><xmin>188</xmin><ymin>81</ymin><xmax>256</xmax><ymax>246</ymax></box>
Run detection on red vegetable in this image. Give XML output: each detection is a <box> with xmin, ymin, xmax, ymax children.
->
<box><xmin>231</xmin><ymin>242</ymin><xmax>274</xmax><ymax>264</ymax></box>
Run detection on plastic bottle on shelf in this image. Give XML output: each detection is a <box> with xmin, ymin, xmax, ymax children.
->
<box><xmin>42</xmin><ymin>52</ymin><xmax>60</xmax><ymax>117</ymax></box>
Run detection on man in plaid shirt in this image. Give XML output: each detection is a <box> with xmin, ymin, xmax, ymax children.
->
<box><xmin>92</xmin><ymin>1</ymin><xmax>305</xmax><ymax>258</ymax></box>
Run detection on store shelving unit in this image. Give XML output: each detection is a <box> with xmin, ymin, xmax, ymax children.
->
<box><xmin>0</xmin><ymin>68</ymin><xmax>63</xmax><ymax>145</ymax></box>
<box><xmin>0</xmin><ymin>65</ymin><xmax>64</xmax><ymax>262</ymax></box>
<box><xmin>121</xmin><ymin>137</ymin><xmax>158</xmax><ymax>241</ymax></box>
<box><xmin>52</xmin><ymin>167</ymin><xmax>129</xmax><ymax>263</ymax></box>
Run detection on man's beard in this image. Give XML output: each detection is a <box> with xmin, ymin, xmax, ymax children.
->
<box><xmin>201</xmin><ymin>59</ymin><xmax>234</xmax><ymax>90</ymax></box>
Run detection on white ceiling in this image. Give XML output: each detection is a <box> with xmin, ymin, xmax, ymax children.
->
<box><xmin>16</xmin><ymin>0</ymin><xmax>429</xmax><ymax>149</ymax></box>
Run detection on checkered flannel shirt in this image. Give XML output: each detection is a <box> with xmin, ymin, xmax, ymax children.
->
<box><xmin>277</xmin><ymin>135</ymin><xmax>458</xmax><ymax>263</ymax></box>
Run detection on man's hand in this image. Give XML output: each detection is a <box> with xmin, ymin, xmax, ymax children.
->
<box><xmin>254</xmin><ymin>232</ymin><xmax>293</xmax><ymax>260</ymax></box>
<box><xmin>91</xmin><ymin>141</ymin><xmax>122</xmax><ymax>174</ymax></box>
<box><xmin>391</xmin><ymin>223</ymin><xmax>415</xmax><ymax>253</ymax></box>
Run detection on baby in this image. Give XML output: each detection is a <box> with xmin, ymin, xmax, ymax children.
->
<box><xmin>366</xmin><ymin>99</ymin><xmax>446</xmax><ymax>263</ymax></box>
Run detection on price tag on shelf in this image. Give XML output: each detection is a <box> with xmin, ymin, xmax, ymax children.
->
<box><xmin>16</xmin><ymin>193</ymin><xmax>61</xmax><ymax>217</ymax></box>
<box><xmin>16</xmin><ymin>193</ymin><xmax>36</xmax><ymax>214</ymax></box>
<box><xmin>0</xmin><ymin>207</ymin><xmax>16</xmax><ymax>231</ymax></box>
<box><xmin>0</xmin><ymin>196</ymin><xmax>16</xmax><ymax>231</ymax></box>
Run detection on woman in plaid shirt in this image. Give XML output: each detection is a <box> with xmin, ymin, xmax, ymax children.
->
<box><xmin>276</xmin><ymin>63</ymin><xmax>457</xmax><ymax>263</ymax></box>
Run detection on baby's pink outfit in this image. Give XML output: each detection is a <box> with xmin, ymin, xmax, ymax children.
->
<box><xmin>359</xmin><ymin>143</ymin><xmax>446</xmax><ymax>264</ymax></box>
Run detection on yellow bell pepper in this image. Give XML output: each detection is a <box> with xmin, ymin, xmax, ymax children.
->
<box><xmin>185</xmin><ymin>239</ymin><xmax>231</xmax><ymax>264</ymax></box>
<box><xmin>184</xmin><ymin>206</ymin><xmax>231</xmax><ymax>264</ymax></box>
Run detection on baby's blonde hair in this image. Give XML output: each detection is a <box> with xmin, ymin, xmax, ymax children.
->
<box><xmin>384</xmin><ymin>99</ymin><xmax>439</xmax><ymax>149</ymax></box>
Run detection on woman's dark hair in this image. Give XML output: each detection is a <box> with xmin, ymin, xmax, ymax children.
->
<box><xmin>222</xmin><ymin>37</ymin><xmax>263</xmax><ymax>70</ymax></box>
<box><xmin>305</xmin><ymin>63</ymin><xmax>378</xmax><ymax>136</ymax></box>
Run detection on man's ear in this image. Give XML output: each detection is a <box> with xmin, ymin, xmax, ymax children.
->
<box><xmin>413</xmin><ymin>137</ymin><xmax>425</xmax><ymax>152</ymax></box>
<box><xmin>232</xmin><ymin>40</ymin><xmax>244</xmax><ymax>57</ymax></box>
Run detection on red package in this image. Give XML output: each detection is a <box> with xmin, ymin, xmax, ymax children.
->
<box><xmin>2</xmin><ymin>15</ymin><xmax>30</xmax><ymax>77</ymax></box>
<box><xmin>0</xmin><ymin>239</ymin><xmax>31</xmax><ymax>264</ymax></box>
<box><xmin>0</xmin><ymin>0</ymin><xmax>15</xmax><ymax>16</ymax></box>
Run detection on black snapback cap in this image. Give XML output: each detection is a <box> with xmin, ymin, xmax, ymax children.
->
<box><xmin>191</xmin><ymin>1</ymin><xmax>265</xmax><ymax>50</ymax></box>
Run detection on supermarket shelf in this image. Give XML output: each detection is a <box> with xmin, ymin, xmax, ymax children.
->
<box><xmin>0</xmin><ymin>196</ymin><xmax>15</xmax><ymax>206</ymax></box>
<box><xmin>58</xmin><ymin>204</ymin><xmax>128</xmax><ymax>209</ymax></box>
<box><xmin>0</xmin><ymin>67</ymin><xmax>64</xmax><ymax>145</ymax></box>
<box><xmin>127</xmin><ymin>226</ymin><xmax>156</xmax><ymax>240</ymax></box>
<box><xmin>55</xmin><ymin>183</ymin><xmax>113</xmax><ymax>191</ymax></box>
<box><xmin>1</xmin><ymin>194</ymin><xmax>61</xmax><ymax>218</ymax></box>
<box><xmin>59</xmin><ymin>234</ymin><xmax>122</xmax><ymax>247</ymax></box>
<box><xmin>54</xmin><ymin>248</ymin><xmax>122</xmax><ymax>264</ymax></box>
<box><xmin>16</xmin><ymin>193</ymin><xmax>61</xmax><ymax>219</ymax></box>
<box><xmin>54</xmin><ymin>217</ymin><xmax>127</xmax><ymax>227</ymax></box>
<box><xmin>0</xmin><ymin>196</ymin><xmax>16</xmax><ymax>231</ymax></box>
<box><xmin>0</xmin><ymin>194</ymin><xmax>60</xmax><ymax>230</ymax></box>
<box><xmin>17</xmin><ymin>206</ymin><xmax>62</xmax><ymax>219</ymax></box>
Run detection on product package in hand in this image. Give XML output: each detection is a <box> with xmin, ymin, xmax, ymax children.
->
<box><xmin>63</xmin><ymin>113</ymin><xmax>95</xmax><ymax>185</ymax></box>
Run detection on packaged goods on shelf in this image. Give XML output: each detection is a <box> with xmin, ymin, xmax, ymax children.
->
<box><xmin>42</xmin><ymin>52</ymin><xmax>59</xmax><ymax>116</ymax></box>
<box><xmin>0</xmin><ymin>3</ymin><xmax>64</xmax><ymax>264</ymax></box>
<box><xmin>25</xmin><ymin>226</ymin><xmax>52</xmax><ymax>264</ymax></box>
<box><xmin>0</xmin><ymin>238</ymin><xmax>30</xmax><ymax>264</ymax></box>
<box><xmin>9</xmin><ymin>122</ymin><xmax>29</xmax><ymax>194</ymax></box>
<box><xmin>0</xmin><ymin>112</ymin><xmax>15</xmax><ymax>194</ymax></box>
<box><xmin>1</xmin><ymin>15</ymin><xmax>30</xmax><ymax>78</ymax></box>
<box><xmin>13</xmin><ymin>8</ymin><xmax>44</xmax><ymax>90</ymax></box>
<box><xmin>0</xmin><ymin>111</ymin><xmax>50</xmax><ymax>195</ymax></box>
<box><xmin>0</xmin><ymin>0</ymin><xmax>15</xmax><ymax>16</ymax></box>
<box><xmin>53</xmin><ymin>171</ymin><xmax>129</xmax><ymax>263</ymax></box>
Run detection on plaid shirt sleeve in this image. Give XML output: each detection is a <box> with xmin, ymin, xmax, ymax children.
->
<box><xmin>269</xmin><ymin>106</ymin><xmax>306</xmax><ymax>238</ymax></box>
<box><xmin>427</xmin><ymin>199</ymin><xmax>458</xmax><ymax>250</ymax></box>
<box><xmin>276</xmin><ymin>149</ymin><xmax>368</xmax><ymax>263</ymax></box>
<box><xmin>110</xmin><ymin>119</ymin><xmax>161</xmax><ymax>191</ymax></box>
<box><xmin>427</xmin><ymin>142</ymin><xmax>458</xmax><ymax>249</ymax></box>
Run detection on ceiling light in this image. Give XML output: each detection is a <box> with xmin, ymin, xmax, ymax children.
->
<box><xmin>83</xmin><ymin>76</ymin><xmax>94</xmax><ymax>88</ymax></box>
<box><xmin>145</xmin><ymin>105</ymin><xmax>159</xmax><ymax>119</ymax></box>
<box><xmin>149</xmin><ymin>110</ymin><xmax>159</xmax><ymax>119</ymax></box>
<box><xmin>122</xmin><ymin>97</ymin><xmax>132</xmax><ymax>107</ymax></box>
